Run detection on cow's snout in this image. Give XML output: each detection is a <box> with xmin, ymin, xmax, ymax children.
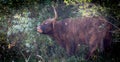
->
<box><xmin>37</xmin><ymin>26</ymin><xmax>43</xmax><ymax>33</ymax></box>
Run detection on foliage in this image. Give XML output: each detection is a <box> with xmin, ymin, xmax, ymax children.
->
<box><xmin>77</xmin><ymin>3</ymin><xmax>106</xmax><ymax>17</ymax></box>
<box><xmin>0</xmin><ymin>0</ymin><xmax>120</xmax><ymax>62</ymax></box>
<box><xmin>64</xmin><ymin>0</ymin><xmax>108</xmax><ymax>18</ymax></box>
<box><xmin>64</xmin><ymin>0</ymin><xmax>92</xmax><ymax>5</ymax></box>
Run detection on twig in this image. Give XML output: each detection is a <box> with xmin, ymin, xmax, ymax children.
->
<box><xmin>20</xmin><ymin>51</ymin><xmax>32</xmax><ymax>62</ymax></box>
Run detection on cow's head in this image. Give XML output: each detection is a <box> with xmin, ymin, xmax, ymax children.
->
<box><xmin>37</xmin><ymin>6</ymin><xmax>57</xmax><ymax>34</ymax></box>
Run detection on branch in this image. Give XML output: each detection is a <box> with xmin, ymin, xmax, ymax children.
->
<box><xmin>20</xmin><ymin>51</ymin><xmax>27</xmax><ymax>61</ymax></box>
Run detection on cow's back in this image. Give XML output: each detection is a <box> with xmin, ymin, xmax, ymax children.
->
<box><xmin>52</xmin><ymin>16</ymin><xmax>111</xmax><ymax>56</ymax></box>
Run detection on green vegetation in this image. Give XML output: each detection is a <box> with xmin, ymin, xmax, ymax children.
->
<box><xmin>0</xmin><ymin>0</ymin><xmax>120</xmax><ymax>62</ymax></box>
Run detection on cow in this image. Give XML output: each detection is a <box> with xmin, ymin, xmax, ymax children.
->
<box><xmin>37</xmin><ymin>6</ymin><xmax>112</xmax><ymax>59</ymax></box>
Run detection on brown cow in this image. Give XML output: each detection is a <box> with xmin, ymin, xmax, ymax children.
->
<box><xmin>37</xmin><ymin>6</ymin><xmax>112</xmax><ymax>59</ymax></box>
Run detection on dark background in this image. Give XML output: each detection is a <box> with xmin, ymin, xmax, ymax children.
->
<box><xmin>0</xmin><ymin>0</ymin><xmax>120</xmax><ymax>62</ymax></box>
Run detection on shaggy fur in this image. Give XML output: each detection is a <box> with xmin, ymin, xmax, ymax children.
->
<box><xmin>37</xmin><ymin>16</ymin><xmax>112</xmax><ymax>58</ymax></box>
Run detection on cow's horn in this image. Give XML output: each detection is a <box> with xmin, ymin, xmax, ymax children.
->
<box><xmin>52</xmin><ymin>5</ymin><xmax>57</xmax><ymax>20</ymax></box>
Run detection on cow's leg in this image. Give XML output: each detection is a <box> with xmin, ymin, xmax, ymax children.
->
<box><xmin>99</xmin><ymin>40</ymin><xmax>104</xmax><ymax>52</ymax></box>
<box><xmin>103</xmin><ymin>31</ymin><xmax>112</xmax><ymax>52</ymax></box>
<box><xmin>86</xmin><ymin>44</ymin><xmax>98</xmax><ymax>59</ymax></box>
<box><xmin>66</xmin><ymin>43</ymin><xmax>72</xmax><ymax>56</ymax></box>
<box><xmin>85</xmin><ymin>34</ymin><xmax>98</xmax><ymax>59</ymax></box>
<box><xmin>66</xmin><ymin>43</ymin><xmax>69</xmax><ymax>53</ymax></box>
<box><xmin>66</xmin><ymin>42</ymin><xmax>76</xmax><ymax>56</ymax></box>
